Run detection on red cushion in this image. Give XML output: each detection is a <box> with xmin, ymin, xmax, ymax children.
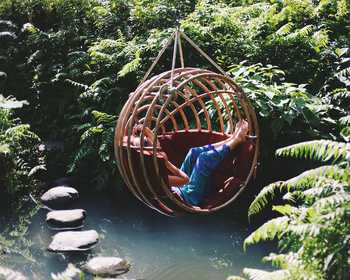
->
<box><xmin>158</xmin><ymin>130</ymin><xmax>256</xmax><ymax>208</ymax></box>
<box><xmin>121</xmin><ymin>130</ymin><xmax>256</xmax><ymax>210</ymax></box>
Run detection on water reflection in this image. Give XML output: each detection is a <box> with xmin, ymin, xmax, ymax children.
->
<box><xmin>4</xmin><ymin>190</ymin><xmax>270</xmax><ymax>279</ymax></box>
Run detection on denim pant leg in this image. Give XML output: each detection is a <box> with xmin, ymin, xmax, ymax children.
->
<box><xmin>179</xmin><ymin>144</ymin><xmax>230</xmax><ymax>206</ymax></box>
<box><xmin>180</xmin><ymin>144</ymin><xmax>214</xmax><ymax>176</ymax></box>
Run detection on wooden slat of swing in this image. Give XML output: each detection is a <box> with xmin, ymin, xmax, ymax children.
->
<box><xmin>121</xmin><ymin>129</ymin><xmax>256</xmax><ymax>210</ymax></box>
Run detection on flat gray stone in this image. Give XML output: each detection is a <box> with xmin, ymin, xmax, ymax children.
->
<box><xmin>48</xmin><ymin>230</ymin><xmax>99</xmax><ymax>252</ymax></box>
<box><xmin>84</xmin><ymin>257</ymin><xmax>130</xmax><ymax>276</ymax></box>
<box><xmin>40</xmin><ymin>186</ymin><xmax>78</xmax><ymax>208</ymax></box>
<box><xmin>46</xmin><ymin>209</ymin><xmax>86</xmax><ymax>229</ymax></box>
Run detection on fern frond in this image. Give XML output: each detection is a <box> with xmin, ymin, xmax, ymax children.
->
<box><xmin>118</xmin><ymin>50</ymin><xmax>141</xmax><ymax>78</ymax></box>
<box><xmin>242</xmin><ymin>268</ymin><xmax>289</xmax><ymax>280</ymax></box>
<box><xmin>312</xmin><ymin>30</ymin><xmax>329</xmax><ymax>51</ymax></box>
<box><xmin>331</xmin><ymin>89</ymin><xmax>350</xmax><ymax>101</ymax></box>
<box><xmin>312</xmin><ymin>192</ymin><xmax>350</xmax><ymax>210</ymax></box>
<box><xmin>276</xmin><ymin>140</ymin><xmax>350</xmax><ymax>162</ymax></box>
<box><xmin>80</xmin><ymin>127</ymin><xmax>103</xmax><ymax>144</ymax></box>
<box><xmin>275</xmin><ymin>23</ymin><xmax>293</xmax><ymax>36</ymax></box>
<box><xmin>287</xmin><ymin>222</ymin><xmax>321</xmax><ymax>237</ymax></box>
<box><xmin>263</xmin><ymin>252</ymin><xmax>299</xmax><ymax>269</ymax></box>
<box><xmin>272</xmin><ymin>204</ymin><xmax>298</xmax><ymax>216</ymax></box>
<box><xmin>248</xmin><ymin>166</ymin><xmax>345</xmax><ymax>216</ymax></box>
<box><xmin>0</xmin><ymin>31</ymin><xmax>17</xmax><ymax>42</ymax></box>
<box><xmin>339</xmin><ymin>115</ymin><xmax>350</xmax><ymax>126</ymax></box>
<box><xmin>0</xmin><ymin>95</ymin><xmax>29</xmax><ymax>109</ymax></box>
<box><xmin>302</xmin><ymin>186</ymin><xmax>332</xmax><ymax>198</ymax></box>
<box><xmin>336</xmin><ymin>66</ymin><xmax>350</xmax><ymax>79</ymax></box>
<box><xmin>67</xmin><ymin>51</ymin><xmax>89</xmax><ymax>69</ymax></box>
<box><xmin>0</xmin><ymin>144</ymin><xmax>10</xmax><ymax>154</ymax></box>
<box><xmin>248</xmin><ymin>181</ymin><xmax>285</xmax><ymax>217</ymax></box>
<box><xmin>68</xmin><ymin>145</ymin><xmax>95</xmax><ymax>173</ymax></box>
<box><xmin>65</xmin><ymin>79</ymin><xmax>89</xmax><ymax>90</ymax></box>
<box><xmin>298</xmin><ymin>25</ymin><xmax>314</xmax><ymax>37</ymax></box>
<box><xmin>244</xmin><ymin>216</ymin><xmax>289</xmax><ymax>250</ymax></box>
<box><xmin>0</xmin><ymin>20</ymin><xmax>16</xmax><ymax>30</ymax></box>
<box><xmin>28</xmin><ymin>164</ymin><xmax>46</xmax><ymax>177</ymax></box>
<box><xmin>319</xmin><ymin>207</ymin><xmax>346</xmax><ymax>221</ymax></box>
<box><xmin>91</xmin><ymin>110</ymin><xmax>116</xmax><ymax>125</ymax></box>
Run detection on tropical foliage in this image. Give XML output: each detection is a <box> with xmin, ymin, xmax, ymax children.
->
<box><xmin>231</xmin><ymin>137</ymin><xmax>350</xmax><ymax>280</ymax></box>
<box><xmin>0</xmin><ymin>0</ymin><xmax>349</xmax><ymax>189</ymax></box>
<box><xmin>0</xmin><ymin>0</ymin><xmax>349</xmax><ymax>278</ymax></box>
<box><xmin>0</xmin><ymin>95</ymin><xmax>45</xmax><ymax>197</ymax></box>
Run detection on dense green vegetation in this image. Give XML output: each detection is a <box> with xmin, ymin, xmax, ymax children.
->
<box><xmin>1</xmin><ymin>0</ymin><xmax>349</xmax><ymax>188</ymax></box>
<box><xmin>0</xmin><ymin>0</ymin><xmax>349</xmax><ymax>279</ymax></box>
<box><xmin>0</xmin><ymin>94</ymin><xmax>44</xmax><ymax>200</ymax></box>
<box><xmin>230</xmin><ymin>139</ymin><xmax>350</xmax><ymax>280</ymax></box>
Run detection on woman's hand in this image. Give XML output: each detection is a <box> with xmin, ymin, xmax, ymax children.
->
<box><xmin>132</xmin><ymin>124</ymin><xmax>143</xmax><ymax>135</ymax></box>
<box><xmin>159</xmin><ymin>151</ymin><xmax>168</xmax><ymax>161</ymax></box>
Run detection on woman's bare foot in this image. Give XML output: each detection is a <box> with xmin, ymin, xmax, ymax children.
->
<box><xmin>227</xmin><ymin>120</ymin><xmax>249</xmax><ymax>150</ymax></box>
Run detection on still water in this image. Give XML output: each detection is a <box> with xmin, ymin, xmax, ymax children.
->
<box><xmin>1</xmin><ymin>190</ymin><xmax>271</xmax><ymax>279</ymax></box>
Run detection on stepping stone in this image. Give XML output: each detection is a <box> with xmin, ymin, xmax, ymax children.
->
<box><xmin>40</xmin><ymin>186</ymin><xmax>79</xmax><ymax>208</ymax></box>
<box><xmin>84</xmin><ymin>257</ymin><xmax>130</xmax><ymax>276</ymax></box>
<box><xmin>46</xmin><ymin>209</ymin><xmax>86</xmax><ymax>229</ymax></box>
<box><xmin>48</xmin><ymin>230</ymin><xmax>99</xmax><ymax>252</ymax></box>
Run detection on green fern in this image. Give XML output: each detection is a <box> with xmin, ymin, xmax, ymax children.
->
<box><xmin>248</xmin><ymin>165</ymin><xmax>346</xmax><ymax>216</ymax></box>
<box><xmin>275</xmin><ymin>140</ymin><xmax>350</xmax><ymax>162</ymax></box>
<box><xmin>244</xmin><ymin>216</ymin><xmax>289</xmax><ymax>250</ymax></box>
<box><xmin>65</xmin><ymin>79</ymin><xmax>89</xmax><ymax>90</ymax></box>
<box><xmin>275</xmin><ymin>23</ymin><xmax>293</xmax><ymax>36</ymax></box>
<box><xmin>312</xmin><ymin>192</ymin><xmax>350</xmax><ymax>210</ymax></box>
<box><xmin>0</xmin><ymin>144</ymin><xmax>10</xmax><ymax>154</ymax></box>
<box><xmin>242</xmin><ymin>268</ymin><xmax>290</xmax><ymax>280</ymax></box>
<box><xmin>339</xmin><ymin>115</ymin><xmax>350</xmax><ymax>126</ymax></box>
<box><xmin>117</xmin><ymin>49</ymin><xmax>141</xmax><ymax>78</ymax></box>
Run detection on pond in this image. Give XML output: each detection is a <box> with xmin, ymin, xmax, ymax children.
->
<box><xmin>0</xmin><ymin>189</ymin><xmax>271</xmax><ymax>280</ymax></box>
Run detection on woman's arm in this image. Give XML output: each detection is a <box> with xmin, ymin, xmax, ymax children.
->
<box><xmin>160</xmin><ymin>152</ymin><xmax>189</xmax><ymax>186</ymax></box>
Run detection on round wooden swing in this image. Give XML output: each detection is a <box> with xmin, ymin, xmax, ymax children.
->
<box><xmin>114</xmin><ymin>30</ymin><xmax>260</xmax><ymax>216</ymax></box>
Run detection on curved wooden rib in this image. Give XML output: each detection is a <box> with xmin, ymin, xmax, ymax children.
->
<box><xmin>114</xmin><ymin>67</ymin><xmax>260</xmax><ymax>216</ymax></box>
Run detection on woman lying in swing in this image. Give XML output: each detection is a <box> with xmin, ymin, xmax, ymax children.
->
<box><xmin>126</xmin><ymin>120</ymin><xmax>249</xmax><ymax>207</ymax></box>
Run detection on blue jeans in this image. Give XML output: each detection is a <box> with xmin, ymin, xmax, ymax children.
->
<box><xmin>172</xmin><ymin>144</ymin><xmax>230</xmax><ymax>206</ymax></box>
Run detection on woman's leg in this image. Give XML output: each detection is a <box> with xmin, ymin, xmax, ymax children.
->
<box><xmin>178</xmin><ymin>144</ymin><xmax>231</xmax><ymax>206</ymax></box>
<box><xmin>179</xmin><ymin>120</ymin><xmax>249</xmax><ymax>175</ymax></box>
<box><xmin>179</xmin><ymin>144</ymin><xmax>214</xmax><ymax>176</ymax></box>
<box><xmin>176</xmin><ymin>120</ymin><xmax>249</xmax><ymax>206</ymax></box>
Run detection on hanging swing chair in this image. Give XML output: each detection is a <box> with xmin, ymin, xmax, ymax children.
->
<box><xmin>114</xmin><ymin>30</ymin><xmax>260</xmax><ymax>216</ymax></box>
